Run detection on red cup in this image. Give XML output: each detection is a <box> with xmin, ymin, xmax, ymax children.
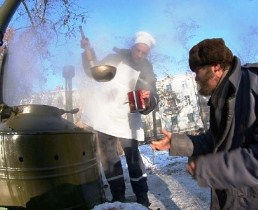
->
<box><xmin>127</xmin><ymin>90</ymin><xmax>146</xmax><ymax>112</ymax></box>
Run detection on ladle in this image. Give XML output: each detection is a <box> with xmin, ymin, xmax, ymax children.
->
<box><xmin>91</xmin><ymin>65</ymin><xmax>116</xmax><ymax>82</ymax></box>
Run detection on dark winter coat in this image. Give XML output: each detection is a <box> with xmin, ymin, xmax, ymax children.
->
<box><xmin>170</xmin><ymin>57</ymin><xmax>258</xmax><ymax>210</ymax></box>
<box><xmin>82</xmin><ymin>48</ymin><xmax>158</xmax><ymax>115</ymax></box>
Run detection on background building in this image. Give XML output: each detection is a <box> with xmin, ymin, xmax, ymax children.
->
<box><xmin>143</xmin><ymin>72</ymin><xmax>209</xmax><ymax>139</ymax></box>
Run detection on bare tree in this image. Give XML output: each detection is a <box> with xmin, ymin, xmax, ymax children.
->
<box><xmin>237</xmin><ymin>26</ymin><xmax>258</xmax><ymax>63</ymax></box>
<box><xmin>162</xmin><ymin>1</ymin><xmax>199</xmax><ymax>74</ymax></box>
<box><xmin>1</xmin><ymin>0</ymin><xmax>89</xmax><ymax>104</ymax></box>
<box><xmin>13</xmin><ymin>0</ymin><xmax>88</xmax><ymax>64</ymax></box>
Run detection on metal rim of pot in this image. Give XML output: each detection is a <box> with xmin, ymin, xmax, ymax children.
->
<box><xmin>11</xmin><ymin>104</ymin><xmax>79</xmax><ymax>116</ymax></box>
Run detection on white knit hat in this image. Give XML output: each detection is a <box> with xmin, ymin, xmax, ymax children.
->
<box><xmin>134</xmin><ymin>31</ymin><xmax>156</xmax><ymax>48</ymax></box>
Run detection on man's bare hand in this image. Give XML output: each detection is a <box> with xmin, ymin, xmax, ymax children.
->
<box><xmin>81</xmin><ymin>37</ymin><xmax>91</xmax><ymax>49</ymax></box>
<box><xmin>140</xmin><ymin>90</ymin><xmax>151</xmax><ymax>108</ymax></box>
<box><xmin>151</xmin><ymin>129</ymin><xmax>172</xmax><ymax>151</ymax></box>
<box><xmin>187</xmin><ymin>160</ymin><xmax>197</xmax><ymax>177</ymax></box>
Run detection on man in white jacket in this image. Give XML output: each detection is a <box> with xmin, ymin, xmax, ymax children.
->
<box><xmin>81</xmin><ymin>31</ymin><xmax>158</xmax><ymax>207</ymax></box>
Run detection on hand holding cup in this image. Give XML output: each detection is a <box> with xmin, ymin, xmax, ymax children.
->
<box><xmin>128</xmin><ymin>90</ymin><xmax>150</xmax><ymax>112</ymax></box>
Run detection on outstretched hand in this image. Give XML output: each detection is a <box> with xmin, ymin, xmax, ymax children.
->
<box><xmin>151</xmin><ymin>129</ymin><xmax>172</xmax><ymax>151</ymax></box>
<box><xmin>187</xmin><ymin>160</ymin><xmax>197</xmax><ymax>177</ymax></box>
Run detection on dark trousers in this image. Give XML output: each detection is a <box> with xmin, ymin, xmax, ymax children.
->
<box><xmin>97</xmin><ymin>131</ymin><xmax>148</xmax><ymax>199</ymax></box>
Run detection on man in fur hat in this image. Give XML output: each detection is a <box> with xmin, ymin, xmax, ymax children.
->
<box><xmin>80</xmin><ymin>31</ymin><xmax>158</xmax><ymax>207</ymax></box>
<box><xmin>151</xmin><ymin>38</ymin><xmax>258</xmax><ymax>210</ymax></box>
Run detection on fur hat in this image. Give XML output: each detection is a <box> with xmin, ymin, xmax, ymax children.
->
<box><xmin>134</xmin><ymin>31</ymin><xmax>156</xmax><ymax>48</ymax></box>
<box><xmin>188</xmin><ymin>38</ymin><xmax>233</xmax><ymax>71</ymax></box>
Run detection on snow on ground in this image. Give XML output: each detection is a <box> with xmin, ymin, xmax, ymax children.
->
<box><xmin>99</xmin><ymin>144</ymin><xmax>211</xmax><ymax>210</ymax></box>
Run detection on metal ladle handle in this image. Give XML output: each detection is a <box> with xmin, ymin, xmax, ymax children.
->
<box><xmin>79</xmin><ymin>26</ymin><xmax>97</xmax><ymax>67</ymax></box>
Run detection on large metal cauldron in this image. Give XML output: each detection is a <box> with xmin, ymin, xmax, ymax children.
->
<box><xmin>0</xmin><ymin>104</ymin><xmax>104</xmax><ymax>209</ymax></box>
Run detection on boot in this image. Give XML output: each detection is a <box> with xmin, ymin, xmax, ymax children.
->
<box><xmin>136</xmin><ymin>193</ymin><xmax>151</xmax><ymax>207</ymax></box>
<box><xmin>109</xmin><ymin>178</ymin><xmax>126</xmax><ymax>203</ymax></box>
<box><xmin>111</xmin><ymin>194</ymin><xmax>126</xmax><ymax>203</ymax></box>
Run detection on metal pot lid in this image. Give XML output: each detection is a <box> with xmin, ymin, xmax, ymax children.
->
<box><xmin>2</xmin><ymin>104</ymin><xmax>80</xmax><ymax>132</ymax></box>
<box><xmin>16</xmin><ymin>104</ymin><xmax>79</xmax><ymax>116</ymax></box>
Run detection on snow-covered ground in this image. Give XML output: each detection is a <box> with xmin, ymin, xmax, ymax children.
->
<box><xmin>96</xmin><ymin>144</ymin><xmax>211</xmax><ymax>210</ymax></box>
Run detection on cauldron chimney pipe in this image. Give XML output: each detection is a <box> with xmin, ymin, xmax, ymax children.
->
<box><xmin>62</xmin><ymin>65</ymin><xmax>75</xmax><ymax>122</ymax></box>
<box><xmin>0</xmin><ymin>0</ymin><xmax>21</xmax><ymax>45</ymax></box>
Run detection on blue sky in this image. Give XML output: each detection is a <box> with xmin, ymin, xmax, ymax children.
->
<box><xmin>67</xmin><ymin>0</ymin><xmax>258</xmax><ymax>76</ymax></box>
<box><xmin>2</xmin><ymin>0</ymin><xmax>258</xmax><ymax>91</ymax></box>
